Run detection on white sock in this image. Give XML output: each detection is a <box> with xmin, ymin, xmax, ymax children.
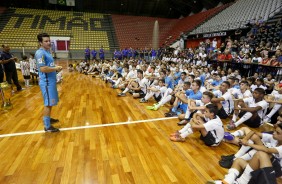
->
<box><xmin>232</xmin><ymin>113</ymin><xmax>237</xmax><ymax>122</ymax></box>
<box><xmin>156</xmin><ymin>95</ymin><xmax>171</xmax><ymax>108</ymax></box>
<box><xmin>184</xmin><ymin>108</ymin><xmax>191</xmax><ymax>119</ymax></box>
<box><xmin>27</xmin><ymin>80</ymin><xmax>30</xmax><ymax>86</ymax></box>
<box><xmin>144</xmin><ymin>92</ymin><xmax>154</xmax><ymax>100</ymax></box>
<box><xmin>115</xmin><ymin>78</ymin><xmax>121</xmax><ymax>86</ymax></box>
<box><xmin>122</xmin><ymin>87</ymin><xmax>129</xmax><ymax>94</ymax></box>
<box><xmin>235</xmin><ymin>146</ymin><xmax>250</xmax><ymax>158</ymax></box>
<box><xmin>180</xmin><ymin>128</ymin><xmax>193</xmax><ymax>138</ymax></box>
<box><xmin>223</xmin><ymin>168</ymin><xmax>240</xmax><ymax>184</ymax></box>
<box><xmin>235</xmin><ymin>112</ymin><xmax>252</xmax><ymax>127</ymax></box>
<box><xmin>179</xmin><ymin>123</ymin><xmax>192</xmax><ymax>134</ymax></box>
<box><xmin>163</xmin><ymin>88</ymin><xmax>173</xmax><ymax>99</ymax></box>
<box><xmin>234</xmin><ymin>140</ymin><xmax>253</xmax><ymax>158</ymax></box>
<box><xmin>231</xmin><ymin>130</ymin><xmax>244</xmax><ymax>137</ymax></box>
<box><xmin>24</xmin><ymin>79</ymin><xmax>27</xmax><ymax>86</ymax></box>
<box><xmin>240</xmin><ymin>149</ymin><xmax>257</xmax><ymax>161</ymax></box>
<box><xmin>267</xmin><ymin>104</ymin><xmax>282</xmax><ymax>118</ymax></box>
<box><xmin>235</xmin><ymin>164</ymin><xmax>253</xmax><ymax>184</ymax></box>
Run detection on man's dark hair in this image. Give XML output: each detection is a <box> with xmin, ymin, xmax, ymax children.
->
<box><xmin>184</xmin><ymin>81</ymin><xmax>191</xmax><ymax>86</ymax></box>
<box><xmin>203</xmin><ymin>91</ymin><xmax>214</xmax><ymax>99</ymax></box>
<box><xmin>137</xmin><ymin>69</ymin><xmax>143</xmax><ymax>75</ymax></box>
<box><xmin>222</xmin><ymin>81</ymin><xmax>231</xmax><ymax>87</ymax></box>
<box><xmin>181</xmin><ymin>72</ymin><xmax>187</xmax><ymax>76</ymax></box>
<box><xmin>240</xmin><ymin>81</ymin><xmax>249</xmax><ymax>86</ymax></box>
<box><xmin>206</xmin><ymin>104</ymin><xmax>218</xmax><ymax>116</ymax></box>
<box><xmin>37</xmin><ymin>33</ymin><xmax>50</xmax><ymax>42</ymax></box>
<box><xmin>228</xmin><ymin>77</ymin><xmax>236</xmax><ymax>83</ymax></box>
<box><xmin>189</xmin><ymin>74</ymin><xmax>195</xmax><ymax>79</ymax></box>
<box><xmin>193</xmin><ymin>79</ymin><xmax>202</xmax><ymax>87</ymax></box>
<box><xmin>159</xmin><ymin>79</ymin><xmax>165</xmax><ymax>84</ymax></box>
<box><xmin>254</xmin><ymin>87</ymin><xmax>266</xmax><ymax>95</ymax></box>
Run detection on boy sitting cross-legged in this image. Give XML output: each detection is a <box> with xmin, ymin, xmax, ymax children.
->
<box><xmin>177</xmin><ymin>91</ymin><xmax>214</xmax><ymax>126</ymax></box>
<box><xmin>170</xmin><ymin>104</ymin><xmax>224</xmax><ymax>147</ymax></box>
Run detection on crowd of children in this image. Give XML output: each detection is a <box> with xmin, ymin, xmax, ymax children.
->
<box><xmin>69</xmin><ymin>38</ymin><xmax>282</xmax><ymax>183</ymax></box>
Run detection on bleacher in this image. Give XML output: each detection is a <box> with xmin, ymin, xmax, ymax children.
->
<box><xmin>0</xmin><ymin>8</ymin><xmax>118</xmax><ymax>53</ymax></box>
<box><xmin>163</xmin><ymin>4</ymin><xmax>230</xmax><ymax>46</ymax></box>
<box><xmin>190</xmin><ymin>0</ymin><xmax>282</xmax><ymax>35</ymax></box>
<box><xmin>112</xmin><ymin>15</ymin><xmax>178</xmax><ymax>49</ymax></box>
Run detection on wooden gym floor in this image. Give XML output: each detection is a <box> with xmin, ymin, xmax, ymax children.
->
<box><xmin>0</xmin><ymin>60</ymin><xmax>275</xmax><ymax>184</ymax></box>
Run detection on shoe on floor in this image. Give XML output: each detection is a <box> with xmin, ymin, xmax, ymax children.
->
<box><xmin>223</xmin><ymin>132</ymin><xmax>234</xmax><ymax>141</ymax></box>
<box><xmin>177</xmin><ymin>119</ymin><xmax>188</xmax><ymax>126</ymax></box>
<box><xmin>44</xmin><ymin>125</ymin><xmax>60</xmax><ymax>132</ymax></box>
<box><xmin>220</xmin><ymin>154</ymin><xmax>235</xmax><ymax>161</ymax></box>
<box><xmin>165</xmin><ymin>112</ymin><xmax>177</xmax><ymax>117</ymax></box>
<box><xmin>50</xmin><ymin>118</ymin><xmax>59</xmax><ymax>124</ymax></box>
<box><xmin>146</xmin><ymin>106</ymin><xmax>155</xmax><ymax>110</ymax></box>
<box><xmin>206</xmin><ymin>180</ymin><xmax>228</xmax><ymax>184</ymax></box>
<box><xmin>117</xmin><ymin>93</ymin><xmax>126</xmax><ymax>97</ymax></box>
<box><xmin>219</xmin><ymin>158</ymin><xmax>234</xmax><ymax>169</ymax></box>
<box><xmin>206</xmin><ymin>180</ymin><xmax>222</xmax><ymax>184</ymax></box>
<box><xmin>139</xmin><ymin>98</ymin><xmax>148</xmax><ymax>103</ymax></box>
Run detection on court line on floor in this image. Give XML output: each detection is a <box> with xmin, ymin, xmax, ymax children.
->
<box><xmin>0</xmin><ymin>117</ymin><xmax>178</xmax><ymax>138</ymax></box>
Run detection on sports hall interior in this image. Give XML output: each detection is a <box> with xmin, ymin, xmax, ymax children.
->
<box><xmin>0</xmin><ymin>0</ymin><xmax>282</xmax><ymax>183</ymax></box>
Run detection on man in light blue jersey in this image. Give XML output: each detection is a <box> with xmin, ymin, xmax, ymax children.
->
<box><xmin>35</xmin><ymin>33</ymin><xmax>62</xmax><ymax>132</ymax></box>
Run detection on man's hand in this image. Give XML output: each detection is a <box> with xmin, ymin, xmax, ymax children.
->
<box><xmin>56</xmin><ymin>66</ymin><xmax>63</xmax><ymax>72</ymax></box>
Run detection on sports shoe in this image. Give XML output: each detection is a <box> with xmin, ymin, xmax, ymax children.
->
<box><xmin>220</xmin><ymin>154</ymin><xmax>235</xmax><ymax>161</ymax></box>
<box><xmin>177</xmin><ymin>119</ymin><xmax>188</xmax><ymax>126</ymax></box>
<box><xmin>165</xmin><ymin>112</ymin><xmax>177</xmax><ymax>117</ymax></box>
<box><xmin>50</xmin><ymin>118</ymin><xmax>59</xmax><ymax>124</ymax></box>
<box><xmin>206</xmin><ymin>180</ymin><xmax>223</xmax><ymax>184</ymax></box>
<box><xmin>219</xmin><ymin>158</ymin><xmax>234</xmax><ymax>169</ymax></box>
<box><xmin>152</xmin><ymin>105</ymin><xmax>159</xmax><ymax>111</ymax></box>
<box><xmin>223</xmin><ymin>132</ymin><xmax>234</xmax><ymax>141</ymax></box>
<box><xmin>44</xmin><ymin>125</ymin><xmax>60</xmax><ymax>132</ymax></box>
<box><xmin>117</xmin><ymin>93</ymin><xmax>126</xmax><ymax>97</ymax></box>
<box><xmin>227</xmin><ymin>122</ymin><xmax>236</xmax><ymax>130</ymax></box>
<box><xmin>139</xmin><ymin>98</ymin><xmax>148</xmax><ymax>103</ymax></box>
<box><xmin>146</xmin><ymin>106</ymin><xmax>155</xmax><ymax>110</ymax></box>
<box><xmin>206</xmin><ymin>180</ymin><xmax>228</xmax><ymax>184</ymax></box>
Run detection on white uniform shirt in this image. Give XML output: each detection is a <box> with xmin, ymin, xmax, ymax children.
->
<box><xmin>20</xmin><ymin>60</ymin><xmax>30</xmax><ymax>76</ymax></box>
<box><xmin>243</xmin><ymin>97</ymin><xmax>268</xmax><ymax>120</ymax></box>
<box><xmin>213</xmin><ymin>90</ymin><xmax>234</xmax><ymax>115</ymax></box>
<box><xmin>203</xmin><ymin>115</ymin><xmax>224</xmax><ymax>144</ymax></box>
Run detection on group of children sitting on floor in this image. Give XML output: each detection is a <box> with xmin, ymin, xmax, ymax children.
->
<box><xmin>70</xmin><ymin>50</ymin><xmax>282</xmax><ymax>183</ymax></box>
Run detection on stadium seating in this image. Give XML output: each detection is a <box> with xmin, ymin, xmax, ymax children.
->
<box><xmin>162</xmin><ymin>3</ymin><xmax>230</xmax><ymax>46</ymax></box>
<box><xmin>112</xmin><ymin>15</ymin><xmax>178</xmax><ymax>49</ymax></box>
<box><xmin>0</xmin><ymin>8</ymin><xmax>114</xmax><ymax>51</ymax></box>
<box><xmin>191</xmin><ymin>0</ymin><xmax>282</xmax><ymax>35</ymax></box>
